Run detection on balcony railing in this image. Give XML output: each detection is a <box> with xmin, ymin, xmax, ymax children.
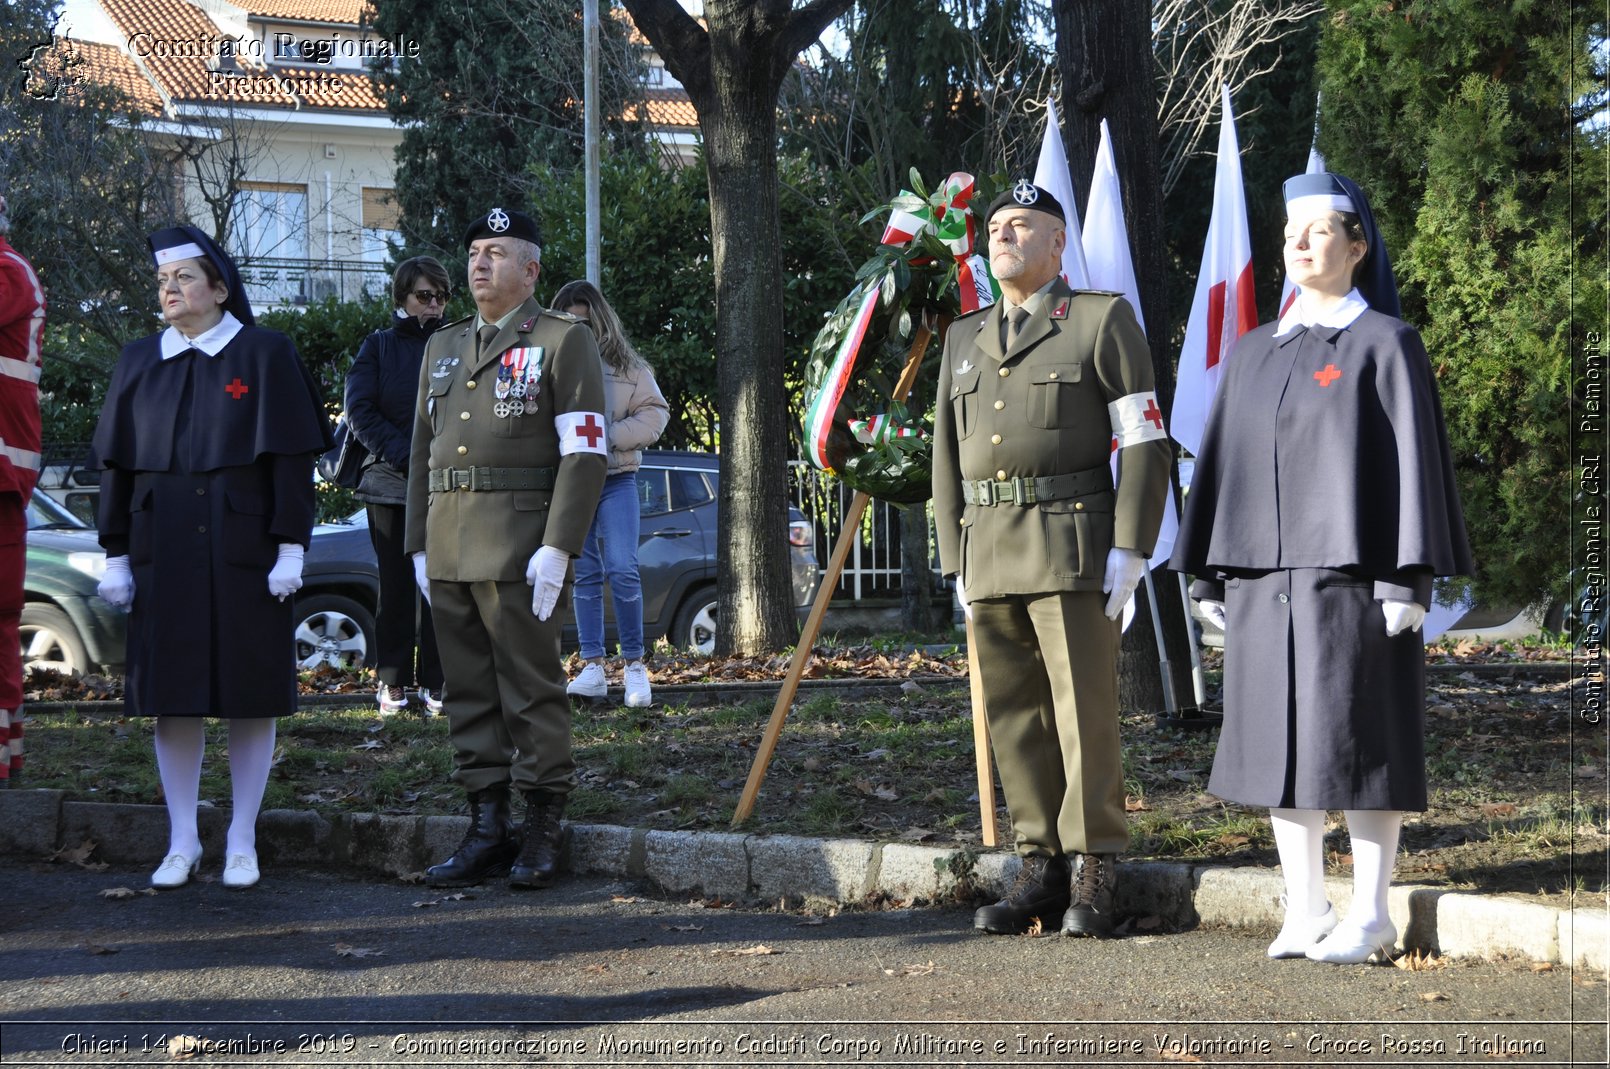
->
<box><xmin>236</xmin><ymin>257</ymin><xmax>391</xmax><ymax>308</ymax></box>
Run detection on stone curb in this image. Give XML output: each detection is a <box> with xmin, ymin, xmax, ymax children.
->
<box><xmin>3</xmin><ymin>789</ymin><xmax>1602</xmax><ymax>971</ymax></box>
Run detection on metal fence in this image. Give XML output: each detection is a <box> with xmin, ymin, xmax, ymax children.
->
<box><xmin>237</xmin><ymin>257</ymin><xmax>390</xmax><ymax>308</ymax></box>
<box><xmin>787</xmin><ymin>461</ymin><xmax>942</xmax><ymax>600</ymax></box>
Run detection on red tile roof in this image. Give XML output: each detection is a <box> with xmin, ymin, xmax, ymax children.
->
<box><xmin>628</xmin><ymin>88</ymin><xmax>698</xmax><ymax>131</ymax></box>
<box><xmin>49</xmin><ymin>38</ymin><xmax>167</xmax><ymax>114</ymax></box>
<box><xmin>237</xmin><ymin>1</ymin><xmax>371</xmax><ymax>24</ymax></box>
<box><xmin>96</xmin><ymin>0</ymin><xmax>384</xmax><ymax>112</ymax></box>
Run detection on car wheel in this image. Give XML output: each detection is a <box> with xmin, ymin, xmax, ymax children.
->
<box><xmin>20</xmin><ymin>603</ymin><xmax>90</xmax><ymax>677</ymax></box>
<box><xmin>671</xmin><ymin>587</ymin><xmax>718</xmax><ymax>656</ymax></box>
<box><xmin>293</xmin><ymin>594</ymin><xmax>375</xmax><ymax>670</ymax></box>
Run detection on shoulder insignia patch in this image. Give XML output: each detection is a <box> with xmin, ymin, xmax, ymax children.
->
<box><xmin>544</xmin><ymin>308</ymin><xmax>583</xmax><ymax>323</ymax></box>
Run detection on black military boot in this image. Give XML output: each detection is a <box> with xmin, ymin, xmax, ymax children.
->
<box><xmin>973</xmin><ymin>854</ymin><xmax>1072</xmax><ymax>934</ymax></box>
<box><xmin>508</xmin><ymin>790</ymin><xmax>569</xmax><ymax>890</ymax></box>
<box><xmin>425</xmin><ymin>785</ymin><xmax>517</xmax><ymax>887</ymax></box>
<box><xmin>1061</xmin><ymin>853</ymin><xmax>1119</xmax><ymax>938</ymax></box>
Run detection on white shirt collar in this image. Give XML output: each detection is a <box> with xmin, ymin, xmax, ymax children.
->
<box><xmin>160</xmin><ymin>311</ymin><xmax>244</xmax><ymax>359</ymax></box>
<box><xmin>1274</xmin><ymin>288</ymin><xmax>1369</xmax><ymax>338</ymax></box>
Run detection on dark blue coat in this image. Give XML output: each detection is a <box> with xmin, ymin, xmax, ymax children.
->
<box><xmin>344</xmin><ymin>313</ymin><xmax>435</xmax><ymax>505</ymax></box>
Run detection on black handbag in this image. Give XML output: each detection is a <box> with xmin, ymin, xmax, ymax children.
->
<box><xmin>317</xmin><ymin>419</ymin><xmax>368</xmax><ymax>489</ymax></box>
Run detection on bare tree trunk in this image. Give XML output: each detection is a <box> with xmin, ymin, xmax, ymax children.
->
<box><xmin>1052</xmin><ymin>0</ymin><xmax>1193</xmax><ymax>714</ymax></box>
<box><xmin>897</xmin><ymin>505</ymin><xmax>940</xmax><ymax>633</ymax></box>
<box><xmin>623</xmin><ymin>0</ymin><xmax>854</xmax><ymax>656</ymax></box>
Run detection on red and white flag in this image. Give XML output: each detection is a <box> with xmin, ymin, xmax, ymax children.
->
<box><xmin>1278</xmin><ymin>143</ymin><xmax>1328</xmax><ymax>318</ymax></box>
<box><xmin>1082</xmin><ymin>119</ymin><xmax>1177</xmax><ymax>571</ymax></box>
<box><xmin>1031</xmin><ymin>98</ymin><xmax>1091</xmax><ymax>289</ymax></box>
<box><xmin>1170</xmin><ymin>84</ymin><xmax>1257</xmax><ymax>461</ymax></box>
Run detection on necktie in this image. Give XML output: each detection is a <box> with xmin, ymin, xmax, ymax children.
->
<box><xmin>1005</xmin><ymin>306</ymin><xmax>1030</xmax><ymax>349</ymax></box>
<box><xmin>477</xmin><ymin>324</ymin><xmax>499</xmax><ymax>356</ymax></box>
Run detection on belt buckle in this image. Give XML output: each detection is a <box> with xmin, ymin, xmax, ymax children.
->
<box><xmin>452</xmin><ymin>469</ymin><xmax>471</xmax><ymax>491</ymax></box>
<box><xmin>468</xmin><ymin>466</ymin><xmax>488</xmax><ymax>491</ymax></box>
<box><xmin>974</xmin><ymin>479</ymin><xmax>995</xmax><ymax>506</ymax></box>
<box><xmin>1013</xmin><ymin>478</ymin><xmax>1036</xmax><ymax>506</ymax></box>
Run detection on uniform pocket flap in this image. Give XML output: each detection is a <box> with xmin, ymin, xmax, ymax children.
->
<box><xmin>1029</xmin><ymin>363</ymin><xmax>1082</xmax><ymax>385</ymax></box>
<box><xmin>512</xmin><ymin>491</ymin><xmax>551</xmax><ymax>512</ymax></box>
<box><xmin>1039</xmin><ymin>488</ymin><xmax>1113</xmax><ymax>514</ymax></box>
<box><xmin>949</xmin><ymin>371</ymin><xmax>980</xmax><ymax>397</ymax></box>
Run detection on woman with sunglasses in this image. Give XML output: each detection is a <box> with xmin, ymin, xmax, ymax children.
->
<box><xmin>344</xmin><ymin>257</ymin><xmax>451</xmax><ymax>716</ymax></box>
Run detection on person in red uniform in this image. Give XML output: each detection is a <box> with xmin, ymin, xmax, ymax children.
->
<box><xmin>0</xmin><ymin>192</ymin><xmax>45</xmax><ymax>788</ymax></box>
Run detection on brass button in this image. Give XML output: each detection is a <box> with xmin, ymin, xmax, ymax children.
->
<box><xmin>466</xmin><ymin>380</ymin><xmax>477</xmax><ymax>389</ymax></box>
<box><xmin>996</xmin><ymin>470</ymin><xmax>1007</xmax><ymax>480</ymax></box>
<box><xmin>1277</xmin><ymin>593</ymin><xmax>1290</xmax><ymax>604</ymax></box>
<box><xmin>990</xmin><ymin>434</ymin><xmax>1002</xmax><ymax>445</ymax></box>
<box><xmin>457</xmin><ymin>445</ymin><xmax>468</xmax><ymax>455</ymax></box>
<box><xmin>1049</xmin><ymin>371</ymin><xmax>1059</xmax><ymax>380</ymax></box>
<box><xmin>993</xmin><ymin>400</ymin><xmax>1005</xmax><ymax>410</ymax></box>
<box><xmin>461</xmin><ymin>411</ymin><xmax>472</xmax><ymax>420</ymax></box>
<box><xmin>1074</xmin><ymin>502</ymin><xmax>1085</xmax><ymax>511</ymax></box>
<box><xmin>998</xmin><ymin>367</ymin><xmax>1010</xmax><ymax>377</ymax></box>
<box><xmin>959</xmin><ymin>518</ymin><xmax>966</xmax><ymax>526</ymax></box>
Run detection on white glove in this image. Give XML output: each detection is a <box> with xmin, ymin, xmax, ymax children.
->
<box><xmin>98</xmin><ymin>555</ymin><xmax>134</xmax><ymax>610</ymax></box>
<box><xmin>1197</xmin><ymin>599</ymin><xmax>1227</xmax><ymax>631</ymax></box>
<box><xmin>526</xmin><ymin>545</ymin><xmax>569</xmax><ymax>621</ymax></box>
<box><xmin>267</xmin><ymin>543</ymin><xmax>304</xmax><ymax>601</ymax></box>
<box><xmin>954</xmin><ymin>572</ymin><xmax>972</xmax><ymax>621</ymax></box>
<box><xmin>411</xmin><ymin>552</ymin><xmax>431</xmax><ymax>606</ymax></box>
<box><xmin>1101</xmin><ymin>547</ymin><xmax>1146</xmax><ymax>621</ymax></box>
<box><xmin>1382</xmin><ymin>599</ymin><xmax>1426</xmax><ymax>637</ymax></box>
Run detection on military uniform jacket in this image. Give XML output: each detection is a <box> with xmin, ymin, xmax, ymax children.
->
<box><xmin>405</xmin><ymin>297</ymin><xmax>607</xmax><ymax>580</ymax></box>
<box><xmin>933</xmin><ymin>280</ymin><xmax>1171</xmax><ymax>598</ymax></box>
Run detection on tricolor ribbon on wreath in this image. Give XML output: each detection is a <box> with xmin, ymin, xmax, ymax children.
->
<box><xmin>802</xmin><ymin>171</ymin><xmax>996</xmax><ymax>479</ymax></box>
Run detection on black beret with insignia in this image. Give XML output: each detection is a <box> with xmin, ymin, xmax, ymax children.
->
<box><xmin>463</xmin><ymin>207</ymin><xmax>543</xmax><ymax>250</ymax></box>
<box><xmin>986</xmin><ymin>179</ymin><xmax>1065</xmax><ymax>226</ymax></box>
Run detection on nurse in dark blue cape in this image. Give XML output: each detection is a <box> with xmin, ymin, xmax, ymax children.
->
<box><xmin>91</xmin><ymin>226</ymin><xmax>331</xmax><ymax>892</ymax></box>
<box><xmin>1172</xmin><ymin>173</ymin><xmax>1472</xmax><ymax>964</ymax></box>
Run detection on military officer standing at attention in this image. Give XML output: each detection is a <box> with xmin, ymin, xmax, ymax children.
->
<box><xmin>932</xmin><ymin>181</ymin><xmax>1171</xmax><ymax>938</ymax></box>
<box><xmin>406</xmin><ymin>208</ymin><xmax>607</xmax><ymax>890</ymax></box>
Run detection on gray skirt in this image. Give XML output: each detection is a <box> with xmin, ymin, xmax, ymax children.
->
<box><xmin>1208</xmin><ymin>568</ymin><xmax>1427</xmax><ymax>811</ymax></box>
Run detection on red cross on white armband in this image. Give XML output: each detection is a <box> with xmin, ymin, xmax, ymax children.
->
<box><xmin>556</xmin><ymin>410</ymin><xmax>608</xmax><ymax>455</ymax></box>
<box><xmin>1107</xmin><ymin>391</ymin><xmax>1167</xmax><ymax>448</ymax></box>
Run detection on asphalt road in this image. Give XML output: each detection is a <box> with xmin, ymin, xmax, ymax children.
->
<box><xmin>0</xmin><ymin>860</ymin><xmax>1603</xmax><ymax>1067</ymax></box>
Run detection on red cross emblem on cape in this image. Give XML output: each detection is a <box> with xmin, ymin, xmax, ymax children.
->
<box><xmin>225</xmin><ymin>377</ymin><xmax>250</xmax><ymax>399</ymax></box>
<box><xmin>1314</xmin><ymin>364</ymin><xmax>1342</xmax><ymax>387</ymax></box>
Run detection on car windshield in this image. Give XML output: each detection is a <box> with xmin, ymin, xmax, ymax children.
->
<box><xmin>28</xmin><ymin>492</ymin><xmax>90</xmax><ymax>530</ymax></box>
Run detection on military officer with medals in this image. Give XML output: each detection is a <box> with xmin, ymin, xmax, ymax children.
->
<box><xmin>932</xmin><ymin>181</ymin><xmax>1171</xmax><ymax>938</ymax></box>
<box><xmin>406</xmin><ymin>208</ymin><xmax>607</xmax><ymax>889</ymax></box>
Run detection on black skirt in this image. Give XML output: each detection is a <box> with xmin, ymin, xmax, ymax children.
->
<box><xmin>1208</xmin><ymin>568</ymin><xmax>1427</xmax><ymax>811</ymax></box>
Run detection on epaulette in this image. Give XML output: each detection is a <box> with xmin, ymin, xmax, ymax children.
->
<box><xmin>955</xmin><ymin>303</ymin><xmax>992</xmax><ymax>321</ymax></box>
<box><xmin>441</xmin><ymin>313</ymin><xmax>473</xmax><ymax>328</ymax></box>
<box><xmin>1074</xmin><ymin>288</ymin><xmax>1125</xmax><ymax>298</ymax></box>
<box><xmin>544</xmin><ymin>308</ymin><xmax>584</xmax><ymax>323</ymax></box>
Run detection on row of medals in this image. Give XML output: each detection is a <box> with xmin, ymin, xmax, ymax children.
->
<box><xmin>494</xmin><ymin>350</ymin><xmax>541</xmax><ymax>419</ymax></box>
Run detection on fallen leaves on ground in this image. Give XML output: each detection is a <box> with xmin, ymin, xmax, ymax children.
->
<box><xmin>662</xmin><ymin>923</ymin><xmax>704</xmax><ymax>932</ymax></box>
<box><xmin>1394</xmin><ymin>949</ymin><xmax>1445</xmax><ymax>971</ymax></box>
<box><xmin>50</xmin><ymin>839</ymin><xmax>105</xmax><ymax>870</ymax></box>
<box><xmin>1418</xmin><ymin>991</ymin><xmax>1450</xmax><ymax>1002</ymax></box>
<box><xmin>330</xmin><ymin>943</ymin><xmax>384</xmax><ymax>958</ymax></box>
<box><xmin>97</xmin><ymin>886</ymin><xmax>156</xmax><ymax>900</ymax></box>
<box><xmin>711</xmin><ymin>944</ymin><xmax>777</xmax><ymax>956</ymax></box>
<box><xmin>883</xmin><ymin>960</ymin><xmax>935</xmax><ymax>976</ymax></box>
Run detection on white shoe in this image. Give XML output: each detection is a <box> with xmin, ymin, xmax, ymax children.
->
<box><xmin>419</xmin><ymin>688</ymin><xmax>443</xmax><ymax>717</ymax></box>
<box><xmin>1306</xmin><ymin>918</ymin><xmax>1398</xmax><ymax>964</ymax></box>
<box><xmin>377</xmin><ymin>684</ymin><xmax>408</xmax><ymax>715</ymax></box>
<box><xmin>1267</xmin><ymin>899</ymin><xmax>1337</xmax><ymax>958</ymax></box>
<box><xmin>222</xmin><ymin>852</ymin><xmax>260</xmax><ymax>890</ymax></box>
<box><xmin>151</xmin><ymin>852</ymin><xmax>200</xmax><ymax>889</ymax></box>
<box><xmin>567</xmin><ymin>662</ymin><xmax>607</xmax><ymax>699</ymax></box>
<box><xmin>623</xmin><ymin>661</ymin><xmax>652</xmax><ymax>708</ymax></box>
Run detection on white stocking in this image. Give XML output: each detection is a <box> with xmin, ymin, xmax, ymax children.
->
<box><xmin>1343</xmin><ymin>809</ymin><xmax>1401</xmax><ymax>930</ymax></box>
<box><xmin>226</xmin><ymin>718</ymin><xmax>277</xmax><ymax>857</ymax></box>
<box><xmin>1269</xmin><ymin>807</ymin><xmax>1329</xmax><ymax>918</ymax></box>
<box><xmin>153</xmin><ymin>717</ymin><xmax>205</xmax><ymax>858</ymax></box>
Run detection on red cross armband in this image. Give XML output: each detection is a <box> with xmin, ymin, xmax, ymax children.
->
<box><xmin>1107</xmin><ymin>391</ymin><xmax>1168</xmax><ymax>448</ymax></box>
<box><xmin>556</xmin><ymin>410</ymin><xmax>609</xmax><ymax>456</ymax></box>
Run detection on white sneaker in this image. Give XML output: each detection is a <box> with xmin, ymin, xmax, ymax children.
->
<box><xmin>419</xmin><ymin>688</ymin><xmax>443</xmax><ymax>717</ymax></box>
<box><xmin>377</xmin><ymin>684</ymin><xmax>408</xmax><ymax>715</ymax></box>
<box><xmin>624</xmin><ymin>661</ymin><xmax>652</xmax><ymax>708</ymax></box>
<box><xmin>567</xmin><ymin>662</ymin><xmax>607</xmax><ymax>699</ymax></box>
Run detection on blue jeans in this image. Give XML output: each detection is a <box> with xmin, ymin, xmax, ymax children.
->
<box><xmin>573</xmin><ymin>471</ymin><xmax>644</xmax><ymax>661</ymax></box>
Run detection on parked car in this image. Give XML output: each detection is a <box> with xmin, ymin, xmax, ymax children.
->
<box><xmin>21</xmin><ymin>451</ymin><xmax>822</xmax><ymax>674</ymax></box>
<box><xmin>312</xmin><ymin>450</ymin><xmax>823</xmax><ymax>664</ymax></box>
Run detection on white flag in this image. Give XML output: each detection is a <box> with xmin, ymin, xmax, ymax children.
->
<box><xmin>1170</xmin><ymin>84</ymin><xmax>1257</xmax><ymax>461</ymax></box>
<box><xmin>1031</xmin><ymin>99</ymin><xmax>1091</xmax><ymax>289</ymax></box>
<box><xmin>1083</xmin><ymin>119</ymin><xmax>1178</xmax><ymax>571</ymax></box>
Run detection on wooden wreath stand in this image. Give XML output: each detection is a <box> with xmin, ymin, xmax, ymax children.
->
<box><xmin>731</xmin><ymin>314</ymin><xmax>999</xmax><ymax>846</ymax></box>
